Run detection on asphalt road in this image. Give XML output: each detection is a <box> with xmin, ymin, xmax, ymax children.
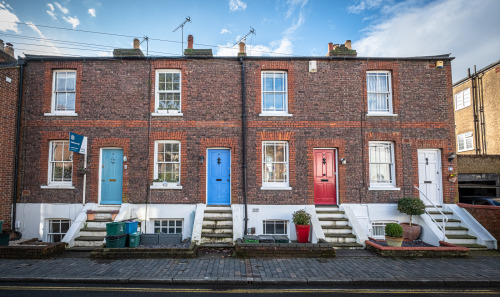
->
<box><xmin>0</xmin><ymin>283</ymin><xmax>498</xmax><ymax>297</ymax></box>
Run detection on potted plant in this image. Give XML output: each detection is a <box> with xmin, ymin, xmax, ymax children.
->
<box><xmin>86</xmin><ymin>209</ymin><xmax>96</xmax><ymax>221</ymax></box>
<box><xmin>292</xmin><ymin>209</ymin><xmax>311</xmax><ymax>243</ymax></box>
<box><xmin>448</xmin><ymin>174</ymin><xmax>457</xmax><ymax>182</ymax></box>
<box><xmin>110</xmin><ymin>210</ymin><xmax>119</xmax><ymax>221</ymax></box>
<box><xmin>397</xmin><ymin>197</ymin><xmax>426</xmax><ymax>240</ymax></box>
<box><xmin>385</xmin><ymin>223</ymin><xmax>404</xmax><ymax>247</ymax></box>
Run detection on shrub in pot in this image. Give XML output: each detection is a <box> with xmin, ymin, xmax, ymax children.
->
<box><xmin>397</xmin><ymin>197</ymin><xmax>426</xmax><ymax>240</ymax></box>
<box><xmin>385</xmin><ymin>223</ymin><xmax>404</xmax><ymax>247</ymax></box>
<box><xmin>292</xmin><ymin>210</ymin><xmax>311</xmax><ymax>243</ymax></box>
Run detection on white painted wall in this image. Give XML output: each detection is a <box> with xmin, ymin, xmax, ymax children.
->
<box><xmin>16</xmin><ymin>203</ymin><xmax>84</xmax><ymax>241</ymax></box>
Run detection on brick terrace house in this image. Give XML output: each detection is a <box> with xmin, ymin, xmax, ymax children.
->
<box><xmin>0</xmin><ymin>40</ymin><xmax>19</xmax><ymax>232</ymax></box>
<box><xmin>453</xmin><ymin>60</ymin><xmax>500</xmax><ymax>202</ymax></box>
<box><xmin>13</xmin><ymin>37</ymin><xmax>496</xmax><ymax>249</ymax></box>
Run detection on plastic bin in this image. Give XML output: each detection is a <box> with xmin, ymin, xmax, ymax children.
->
<box><xmin>258</xmin><ymin>235</ymin><xmax>275</xmax><ymax>243</ymax></box>
<box><xmin>128</xmin><ymin>232</ymin><xmax>141</xmax><ymax>248</ymax></box>
<box><xmin>106</xmin><ymin>222</ymin><xmax>125</xmax><ymax>236</ymax></box>
<box><xmin>158</xmin><ymin>233</ymin><xmax>181</xmax><ymax>244</ymax></box>
<box><xmin>125</xmin><ymin>221</ymin><xmax>138</xmax><ymax>234</ymax></box>
<box><xmin>243</xmin><ymin>235</ymin><xmax>259</xmax><ymax>243</ymax></box>
<box><xmin>273</xmin><ymin>235</ymin><xmax>290</xmax><ymax>243</ymax></box>
<box><xmin>0</xmin><ymin>232</ymin><xmax>9</xmax><ymax>246</ymax></box>
<box><xmin>105</xmin><ymin>234</ymin><xmax>126</xmax><ymax>248</ymax></box>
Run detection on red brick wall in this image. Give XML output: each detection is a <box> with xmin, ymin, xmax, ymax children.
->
<box><xmin>19</xmin><ymin>57</ymin><xmax>456</xmax><ymax>206</ymax></box>
<box><xmin>0</xmin><ymin>66</ymin><xmax>19</xmax><ymax>230</ymax></box>
<box><xmin>458</xmin><ymin>203</ymin><xmax>500</xmax><ymax>249</ymax></box>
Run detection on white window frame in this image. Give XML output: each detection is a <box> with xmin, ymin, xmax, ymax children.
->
<box><xmin>260</xmin><ymin>71</ymin><xmax>290</xmax><ymax>116</ymax></box>
<box><xmin>47</xmin><ymin>140</ymin><xmax>73</xmax><ymax>187</ymax></box>
<box><xmin>457</xmin><ymin>132</ymin><xmax>474</xmax><ymax>152</ymax></box>
<box><xmin>46</xmin><ymin>70</ymin><xmax>77</xmax><ymax>116</ymax></box>
<box><xmin>263</xmin><ymin>220</ymin><xmax>288</xmax><ymax>235</ymax></box>
<box><xmin>153</xmin><ymin>69</ymin><xmax>183</xmax><ymax>116</ymax></box>
<box><xmin>153</xmin><ymin>219</ymin><xmax>183</xmax><ymax>234</ymax></box>
<box><xmin>152</xmin><ymin>140</ymin><xmax>182</xmax><ymax>189</ymax></box>
<box><xmin>455</xmin><ymin>88</ymin><xmax>471</xmax><ymax>111</ymax></box>
<box><xmin>368</xmin><ymin>141</ymin><xmax>397</xmax><ymax>190</ymax></box>
<box><xmin>370</xmin><ymin>221</ymin><xmax>397</xmax><ymax>239</ymax></box>
<box><xmin>366</xmin><ymin>71</ymin><xmax>394</xmax><ymax>116</ymax></box>
<box><xmin>47</xmin><ymin>219</ymin><xmax>71</xmax><ymax>243</ymax></box>
<box><xmin>261</xmin><ymin>141</ymin><xmax>291</xmax><ymax>190</ymax></box>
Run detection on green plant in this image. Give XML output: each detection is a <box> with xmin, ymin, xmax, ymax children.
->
<box><xmin>385</xmin><ymin>223</ymin><xmax>403</xmax><ymax>238</ymax></box>
<box><xmin>86</xmin><ymin>209</ymin><xmax>96</xmax><ymax>214</ymax></box>
<box><xmin>292</xmin><ymin>210</ymin><xmax>311</xmax><ymax>225</ymax></box>
<box><xmin>397</xmin><ymin>197</ymin><xmax>426</xmax><ymax>225</ymax></box>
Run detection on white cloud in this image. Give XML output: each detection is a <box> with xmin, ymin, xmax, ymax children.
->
<box><xmin>220</xmin><ymin>28</ymin><xmax>231</xmax><ymax>34</ymax></box>
<box><xmin>62</xmin><ymin>16</ymin><xmax>80</xmax><ymax>29</ymax></box>
<box><xmin>229</xmin><ymin>0</ymin><xmax>247</xmax><ymax>12</ymax></box>
<box><xmin>54</xmin><ymin>2</ymin><xmax>69</xmax><ymax>14</ymax></box>
<box><xmin>47</xmin><ymin>3</ymin><xmax>54</xmax><ymax>11</ymax></box>
<box><xmin>0</xmin><ymin>1</ymin><xmax>20</xmax><ymax>33</ymax></box>
<box><xmin>285</xmin><ymin>0</ymin><xmax>308</xmax><ymax>19</ymax></box>
<box><xmin>347</xmin><ymin>0</ymin><xmax>384</xmax><ymax>14</ymax></box>
<box><xmin>352</xmin><ymin>0</ymin><xmax>500</xmax><ymax>82</ymax></box>
<box><xmin>46</xmin><ymin>3</ymin><xmax>57</xmax><ymax>20</ymax></box>
<box><xmin>88</xmin><ymin>8</ymin><xmax>96</xmax><ymax>17</ymax></box>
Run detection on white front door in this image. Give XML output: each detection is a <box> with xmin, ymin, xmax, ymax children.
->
<box><xmin>418</xmin><ymin>149</ymin><xmax>442</xmax><ymax>205</ymax></box>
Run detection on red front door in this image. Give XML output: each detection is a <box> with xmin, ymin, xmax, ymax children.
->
<box><xmin>314</xmin><ymin>149</ymin><xmax>337</xmax><ymax>205</ymax></box>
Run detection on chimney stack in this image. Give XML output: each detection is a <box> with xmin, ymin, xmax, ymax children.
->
<box><xmin>326</xmin><ymin>40</ymin><xmax>357</xmax><ymax>57</ymax></box>
<box><xmin>5</xmin><ymin>43</ymin><xmax>14</xmax><ymax>58</ymax></box>
<box><xmin>328</xmin><ymin>42</ymin><xmax>333</xmax><ymax>52</ymax></box>
<box><xmin>345</xmin><ymin>40</ymin><xmax>351</xmax><ymax>49</ymax></box>
<box><xmin>133</xmin><ymin>38</ymin><xmax>140</xmax><ymax>49</ymax></box>
<box><xmin>238</xmin><ymin>42</ymin><xmax>246</xmax><ymax>57</ymax></box>
<box><xmin>0</xmin><ymin>39</ymin><xmax>4</xmax><ymax>52</ymax></box>
<box><xmin>187</xmin><ymin>35</ymin><xmax>193</xmax><ymax>49</ymax></box>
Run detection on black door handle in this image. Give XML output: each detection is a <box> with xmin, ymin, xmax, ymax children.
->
<box><xmin>321</xmin><ymin>179</ymin><xmax>328</xmax><ymax>182</ymax></box>
<box><xmin>216</xmin><ymin>179</ymin><xmax>222</xmax><ymax>181</ymax></box>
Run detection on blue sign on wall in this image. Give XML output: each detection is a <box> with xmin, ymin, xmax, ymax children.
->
<box><xmin>69</xmin><ymin>132</ymin><xmax>87</xmax><ymax>154</ymax></box>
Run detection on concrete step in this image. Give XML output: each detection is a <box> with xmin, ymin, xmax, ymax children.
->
<box><xmin>202</xmin><ymin>233</ymin><xmax>233</xmax><ymax>238</ymax></box>
<box><xmin>79</xmin><ymin>229</ymin><xmax>107</xmax><ymax>237</ymax></box>
<box><xmin>316</xmin><ymin>212</ymin><xmax>346</xmax><ymax>219</ymax></box>
<box><xmin>455</xmin><ymin>243</ymin><xmax>488</xmax><ymax>250</ymax></box>
<box><xmin>323</xmin><ymin>228</ymin><xmax>353</xmax><ymax>235</ymax></box>
<box><xmin>428</xmin><ymin>211</ymin><xmax>453</xmax><ymax>215</ymax></box>
<box><xmin>315</xmin><ymin>210</ymin><xmax>345</xmax><ymax>214</ymax></box>
<box><xmin>434</xmin><ymin>219</ymin><xmax>462</xmax><ymax>227</ymax></box>
<box><xmin>200</xmin><ymin>237</ymin><xmax>233</xmax><ymax>244</ymax></box>
<box><xmin>95</xmin><ymin>206</ymin><xmax>121</xmax><ymax>212</ymax></box>
<box><xmin>446</xmin><ymin>234</ymin><xmax>478</xmax><ymax>245</ymax></box>
<box><xmin>199</xmin><ymin>243</ymin><xmax>234</xmax><ymax>248</ymax></box>
<box><xmin>203</xmin><ymin>217</ymin><xmax>233</xmax><ymax>222</ymax></box>
<box><xmin>74</xmin><ymin>235</ymin><xmax>105</xmax><ymax>248</ymax></box>
<box><xmin>328</xmin><ymin>242</ymin><xmax>364</xmax><ymax>250</ymax></box>
<box><xmin>95</xmin><ymin>213</ymin><xmax>114</xmax><ymax>220</ymax></box>
<box><xmin>203</xmin><ymin>213</ymin><xmax>232</xmax><ymax>219</ymax></box>
<box><xmin>324</xmin><ymin>234</ymin><xmax>357</xmax><ymax>243</ymax></box>
<box><xmin>443</xmin><ymin>226</ymin><xmax>469</xmax><ymax>236</ymax></box>
<box><xmin>205</xmin><ymin>206</ymin><xmax>232</xmax><ymax>210</ymax></box>
<box><xmin>75</xmin><ymin>236</ymin><xmax>105</xmax><ymax>241</ymax></box>
<box><xmin>204</xmin><ymin>209</ymin><xmax>232</xmax><ymax>214</ymax></box>
<box><xmin>87</xmin><ymin>221</ymin><xmax>109</xmax><ymax>229</ymax></box>
<box><xmin>319</xmin><ymin>218</ymin><xmax>349</xmax><ymax>227</ymax></box>
<box><xmin>89</xmin><ymin>219</ymin><xmax>113</xmax><ymax>223</ymax></box>
<box><xmin>202</xmin><ymin>224</ymin><xmax>233</xmax><ymax>229</ymax></box>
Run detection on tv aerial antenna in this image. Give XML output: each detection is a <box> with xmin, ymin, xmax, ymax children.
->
<box><xmin>233</xmin><ymin>27</ymin><xmax>256</xmax><ymax>47</ymax></box>
<box><xmin>173</xmin><ymin>16</ymin><xmax>191</xmax><ymax>54</ymax></box>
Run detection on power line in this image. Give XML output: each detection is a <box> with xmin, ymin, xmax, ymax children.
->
<box><xmin>0</xmin><ymin>20</ymin><xmax>297</xmax><ymax>57</ymax></box>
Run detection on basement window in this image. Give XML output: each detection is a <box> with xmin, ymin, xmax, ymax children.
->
<box><xmin>371</xmin><ymin>221</ymin><xmax>397</xmax><ymax>239</ymax></box>
<box><xmin>48</xmin><ymin>219</ymin><xmax>70</xmax><ymax>242</ymax></box>
<box><xmin>153</xmin><ymin>219</ymin><xmax>182</xmax><ymax>234</ymax></box>
<box><xmin>263</xmin><ymin>220</ymin><xmax>288</xmax><ymax>235</ymax></box>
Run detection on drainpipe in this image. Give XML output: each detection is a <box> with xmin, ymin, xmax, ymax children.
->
<box><xmin>239</xmin><ymin>57</ymin><xmax>248</xmax><ymax>235</ymax></box>
<box><xmin>12</xmin><ymin>60</ymin><xmax>25</xmax><ymax>230</ymax></box>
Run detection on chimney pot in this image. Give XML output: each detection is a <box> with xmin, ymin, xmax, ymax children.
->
<box><xmin>4</xmin><ymin>43</ymin><xmax>14</xmax><ymax>58</ymax></box>
<box><xmin>133</xmin><ymin>38</ymin><xmax>140</xmax><ymax>49</ymax></box>
<box><xmin>187</xmin><ymin>35</ymin><xmax>193</xmax><ymax>49</ymax></box>
<box><xmin>238</xmin><ymin>42</ymin><xmax>246</xmax><ymax>57</ymax></box>
<box><xmin>328</xmin><ymin>42</ymin><xmax>333</xmax><ymax>52</ymax></box>
<box><xmin>345</xmin><ymin>40</ymin><xmax>352</xmax><ymax>49</ymax></box>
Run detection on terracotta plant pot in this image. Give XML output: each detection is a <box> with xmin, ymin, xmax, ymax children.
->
<box><xmin>295</xmin><ymin>224</ymin><xmax>310</xmax><ymax>243</ymax></box>
<box><xmin>111</xmin><ymin>214</ymin><xmax>117</xmax><ymax>221</ymax></box>
<box><xmin>385</xmin><ymin>235</ymin><xmax>404</xmax><ymax>247</ymax></box>
<box><xmin>400</xmin><ymin>223</ymin><xmax>421</xmax><ymax>240</ymax></box>
<box><xmin>87</xmin><ymin>213</ymin><xmax>95</xmax><ymax>221</ymax></box>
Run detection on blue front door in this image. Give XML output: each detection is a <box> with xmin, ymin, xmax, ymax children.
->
<box><xmin>101</xmin><ymin>149</ymin><xmax>123</xmax><ymax>204</ymax></box>
<box><xmin>207</xmin><ymin>149</ymin><xmax>230</xmax><ymax>205</ymax></box>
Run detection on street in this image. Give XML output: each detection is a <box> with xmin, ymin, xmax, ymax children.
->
<box><xmin>0</xmin><ymin>283</ymin><xmax>498</xmax><ymax>297</ymax></box>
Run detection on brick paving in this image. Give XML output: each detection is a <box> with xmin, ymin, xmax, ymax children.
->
<box><xmin>0</xmin><ymin>250</ymin><xmax>499</xmax><ymax>286</ymax></box>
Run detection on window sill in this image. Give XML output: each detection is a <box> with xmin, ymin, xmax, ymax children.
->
<box><xmin>457</xmin><ymin>148</ymin><xmax>474</xmax><ymax>153</ymax></box>
<box><xmin>366</xmin><ymin>113</ymin><xmax>398</xmax><ymax>117</ymax></box>
<box><xmin>150</xmin><ymin>185</ymin><xmax>183</xmax><ymax>190</ymax></box>
<box><xmin>368</xmin><ymin>187</ymin><xmax>401</xmax><ymax>191</ymax></box>
<box><xmin>44</xmin><ymin>113</ymin><xmax>78</xmax><ymax>117</ymax></box>
<box><xmin>41</xmin><ymin>185</ymin><xmax>75</xmax><ymax>189</ymax></box>
<box><xmin>259</xmin><ymin>113</ymin><xmax>293</xmax><ymax>117</ymax></box>
<box><xmin>151</xmin><ymin>112</ymin><xmax>183</xmax><ymax>117</ymax></box>
<box><xmin>261</xmin><ymin>186</ymin><xmax>293</xmax><ymax>191</ymax></box>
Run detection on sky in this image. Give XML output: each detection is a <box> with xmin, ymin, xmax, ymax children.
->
<box><xmin>0</xmin><ymin>0</ymin><xmax>499</xmax><ymax>82</ymax></box>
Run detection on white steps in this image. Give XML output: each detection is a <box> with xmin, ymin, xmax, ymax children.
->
<box><xmin>316</xmin><ymin>206</ymin><xmax>363</xmax><ymax>249</ymax></box>
<box><xmin>74</xmin><ymin>206</ymin><xmax>121</xmax><ymax>249</ymax></box>
<box><xmin>200</xmin><ymin>206</ymin><xmax>233</xmax><ymax>245</ymax></box>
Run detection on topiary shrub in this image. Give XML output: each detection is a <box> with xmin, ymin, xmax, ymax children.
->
<box><xmin>385</xmin><ymin>223</ymin><xmax>403</xmax><ymax>238</ymax></box>
<box><xmin>397</xmin><ymin>197</ymin><xmax>426</xmax><ymax>225</ymax></box>
<box><xmin>292</xmin><ymin>210</ymin><xmax>311</xmax><ymax>225</ymax></box>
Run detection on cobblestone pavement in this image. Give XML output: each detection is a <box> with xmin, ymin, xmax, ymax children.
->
<box><xmin>0</xmin><ymin>250</ymin><xmax>499</xmax><ymax>286</ymax></box>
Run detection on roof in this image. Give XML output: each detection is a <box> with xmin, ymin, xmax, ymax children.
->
<box><xmin>183</xmin><ymin>48</ymin><xmax>213</xmax><ymax>57</ymax></box>
<box><xmin>22</xmin><ymin>53</ymin><xmax>453</xmax><ymax>62</ymax></box>
<box><xmin>453</xmin><ymin>59</ymin><xmax>500</xmax><ymax>87</ymax></box>
<box><xmin>112</xmin><ymin>48</ymin><xmax>144</xmax><ymax>57</ymax></box>
<box><xmin>0</xmin><ymin>50</ymin><xmax>16</xmax><ymax>63</ymax></box>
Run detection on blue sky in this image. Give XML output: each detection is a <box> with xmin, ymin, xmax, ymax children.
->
<box><xmin>1</xmin><ymin>0</ymin><xmax>499</xmax><ymax>82</ymax></box>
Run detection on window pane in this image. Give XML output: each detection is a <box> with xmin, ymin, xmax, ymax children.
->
<box><xmin>56</xmin><ymin>93</ymin><xmax>67</xmax><ymax>111</ymax></box>
<box><xmin>61</xmin><ymin>221</ymin><xmax>70</xmax><ymax>233</ymax></box>
<box><xmin>173</xmin><ymin>73</ymin><xmax>180</xmax><ymax>82</ymax></box>
<box><xmin>274</xmin><ymin>164</ymin><xmax>286</xmax><ymax>182</ymax></box>
<box><xmin>263</xmin><ymin>93</ymin><xmax>274</xmax><ymax>110</ymax></box>
<box><xmin>162</xmin><ymin>220</ymin><xmax>168</xmax><ymax>227</ymax></box>
<box><xmin>264</xmin><ymin>75</ymin><xmax>274</xmax><ymax>91</ymax></box>
<box><xmin>274</xmin><ymin>94</ymin><xmax>284</xmax><ymax>111</ymax></box>
<box><xmin>172</xmin><ymin>143</ymin><xmax>179</xmax><ymax>153</ymax></box>
<box><xmin>378</xmin><ymin>164</ymin><xmax>391</xmax><ymax>183</ymax></box>
<box><xmin>63</xmin><ymin>163</ymin><xmax>72</xmax><ymax>181</ymax></box>
<box><xmin>56</xmin><ymin>73</ymin><xmax>67</xmax><ymax>92</ymax></box>
<box><xmin>275</xmin><ymin>144</ymin><xmax>285</xmax><ymax>162</ymax></box>
<box><xmin>66</xmin><ymin>93</ymin><xmax>75</xmax><ymax>110</ymax></box>
<box><xmin>165</xmin><ymin>74</ymin><xmax>172</xmax><ymax>83</ymax></box>
<box><xmin>276</xmin><ymin>222</ymin><xmax>285</xmax><ymax>234</ymax></box>
<box><xmin>265</xmin><ymin>144</ymin><xmax>275</xmax><ymax>162</ymax></box>
<box><xmin>51</xmin><ymin>221</ymin><xmax>60</xmax><ymax>233</ymax></box>
<box><xmin>264</xmin><ymin>164</ymin><xmax>274</xmax><ymax>182</ymax></box>
<box><xmin>275</xmin><ymin>74</ymin><xmax>284</xmax><ymax>91</ymax></box>
<box><xmin>52</xmin><ymin>142</ymin><xmax>63</xmax><ymax>161</ymax></box>
<box><xmin>154</xmin><ymin>220</ymin><xmax>160</xmax><ymax>226</ymax></box>
<box><xmin>53</xmin><ymin>163</ymin><xmax>63</xmax><ymax>180</ymax></box>
<box><xmin>66</xmin><ymin>72</ymin><xmax>76</xmax><ymax>91</ymax></box>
